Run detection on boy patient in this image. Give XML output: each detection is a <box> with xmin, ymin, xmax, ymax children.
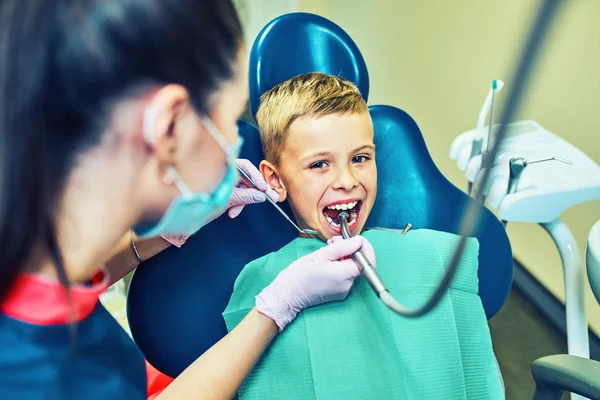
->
<box><xmin>223</xmin><ymin>73</ymin><xmax>504</xmax><ymax>400</ymax></box>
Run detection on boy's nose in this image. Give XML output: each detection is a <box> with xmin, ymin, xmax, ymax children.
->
<box><xmin>333</xmin><ymin>167</ymin><xmax>359</xmax><ymax>191</ymax></box>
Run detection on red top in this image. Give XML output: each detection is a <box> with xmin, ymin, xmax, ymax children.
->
<box><xmin>1</xmin><ymin>269</ymin><xmax>109</xmax><ymax>324</ymax></box>
<box><xmin>0</xmin><ymin>269</ymin><xmax>174</xmax><ymax>399</ymax></box>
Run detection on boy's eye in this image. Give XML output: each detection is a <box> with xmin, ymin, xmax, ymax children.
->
<box><xmin>352</xmin><ymin>155</ymin><xmax>370</xmax><ymax>164</ymax></box>
<box><xmin>310</xmin><ymin>161</ymin><xmax>328</xmax><ymax>169</ymax></box>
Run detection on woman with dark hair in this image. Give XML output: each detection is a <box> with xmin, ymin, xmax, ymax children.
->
<box><xmin>0</xmin><ymin>1</ymin><xmax>375</xmax><ymax>398</ymax></box>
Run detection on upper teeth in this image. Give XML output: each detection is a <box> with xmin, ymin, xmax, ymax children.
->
<box><xmin>327</xmin><ymin>201</ymin><xmax>358</xmax><ymax>211</ymax></box>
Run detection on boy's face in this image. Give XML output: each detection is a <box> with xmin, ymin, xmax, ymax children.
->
<box><xmin>261</xmin><ymin>111</ymin><xmax>377</xmax><ymax>240</ymax></box>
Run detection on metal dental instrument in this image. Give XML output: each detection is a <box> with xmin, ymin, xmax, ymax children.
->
<box><xmin>473</xmin><ymin>82</ymin><xmax>499</xmax><ymax>201</ymax></box>
<box><xmin>502</xmin><ymin>157</ymin><xmax>565</xmax><ymax>226</ymax></box>
<box><xmin>468</xmin><ymin>80</ymin><xmax>504</xmax><ymax>196</ymax></box>
<box><xmin>338</xmin><ymin>212</ymin><xmax>388</xmax><ymax>295</ymax></box>
<box><xmin>507</xmin><ymin>156</ymin><xmax>572</xmax><ymax>195</ymax></box>
<box><xmin>501</xmin><ymin>156</ymin><xmax>573</xmax><ymax>231</ymax></box>
<box><xmin>340</xmin><ymin>0</ymin><xmax>563</xmax><ymax>318</ymax></box>
<box><xmin>236</xmin><ymin>165</ymin><xmax>320</xmax><ymax>236</ymax></box>
<box><xmin>484</xmin><ymin>81</ymin><xmax>498</xmax><ymax>156</ymax></box>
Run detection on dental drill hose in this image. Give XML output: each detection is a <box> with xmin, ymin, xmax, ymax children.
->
<box><xmin>338</xmin><ymin>0</ymin><xmax>563</xmax><ymax>318</ymax></box>
<box><xmin>338</xmin><ymin>212</ymin><xmax>457</xmax><ymax>317</ymax></box>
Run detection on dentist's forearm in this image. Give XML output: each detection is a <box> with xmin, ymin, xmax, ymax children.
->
<box><xmin>105</xmin><ymin>233</ymin><xmax>171</xmax><ymax>285</ymax></box>
<box><xmin>156</xmin><ymin>308</ymin><xmax>278</xmax><ymax>400</ymax></box>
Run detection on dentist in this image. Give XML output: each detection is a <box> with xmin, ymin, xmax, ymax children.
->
<box><xmin>0</xmin><ymin>1</ymin><xmax>375</xmax><ymax>399</ymax></box>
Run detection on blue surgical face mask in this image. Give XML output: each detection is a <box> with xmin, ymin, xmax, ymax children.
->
<box><xmin>134</xmin><ymin>114</ymin><xmax>243</xmax><ymax>239</ymax></box>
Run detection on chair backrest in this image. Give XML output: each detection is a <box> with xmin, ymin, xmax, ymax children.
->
<box><xmin>127</xmin><ymin>12</ymin><xmax>513</xmax><ymax>378</ymax></box>
<box><xmin>367</xmin><ymin>105</ymin><xmax>513</xmax><ymax>319</ymax></box>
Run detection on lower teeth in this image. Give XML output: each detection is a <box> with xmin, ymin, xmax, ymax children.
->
<box><xmin>326</xmin><ymin>216</ymin><xmax>340</xmax><ymax>227</ymax></box>
<box><xmin>324</xmin><ymin>210</ymin><xmax>358</xmax><ymax>229</ymax></box>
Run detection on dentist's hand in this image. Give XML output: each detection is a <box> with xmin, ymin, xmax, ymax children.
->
<box><xmin>227</xmin><ymin>158</ymin><xmax>279</xmax><ymax>218</ymax></box>
<box><xmin>255</xmin><ymin>236</ymin><xmax>377</xmax><ymax>331</ymax></box>
<box><xmin>327</xmin><ymin>235</ymin><xmax>377</xmax><ymax>265</ymax></box>
<box><xmin>162</xmin><ymin>159</ymin><xmax>278</xmax><ymax>248</ymax></box>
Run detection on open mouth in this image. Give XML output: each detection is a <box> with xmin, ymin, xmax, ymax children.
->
<box><xmin>322</xmin><ymin>200</ymin><xmax>362</xmax><ymax>234</ymax></box>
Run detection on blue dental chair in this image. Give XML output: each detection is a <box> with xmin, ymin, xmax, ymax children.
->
<box><xmin>126</xmin><ymin>12</ymin><xmax>514</xmax><ymax>379</ymax></box>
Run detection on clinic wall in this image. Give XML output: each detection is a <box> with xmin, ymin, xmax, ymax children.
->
<box><xmin>234</xmin><ymin>0</ymin><xmax>298</xmax><ymax>54</ymax></box>
<box><xmin>298</xmin><ymin>0</ymin><xmax>600</xmax><ymax>334</ymax></box>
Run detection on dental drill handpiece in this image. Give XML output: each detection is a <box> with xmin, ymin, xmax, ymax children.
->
<box><xmin>338</xmin><ymin>212</ymin><xmax>388</xmax><ymax>296</ymax></box>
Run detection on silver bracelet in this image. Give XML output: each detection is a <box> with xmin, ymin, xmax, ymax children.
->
<box><xmin>130</xmin><ymin>229</ymin><xmax>142</xmax><ymax>263</ymax></box>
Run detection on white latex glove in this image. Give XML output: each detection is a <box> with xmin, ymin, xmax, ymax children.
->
<box><xmin>162</xmin><ymin>159</ymin><xmax>279</xmax><ymax>248</ymax></box>
<box><xmin>255</xmin><ymin>236</ymin><xmax>376</xmax><ymax>331</ymax></box>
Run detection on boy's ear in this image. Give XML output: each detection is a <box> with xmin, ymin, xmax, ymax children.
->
<box><xmin>260</xmin><ymin>160</ymin><xmax>287</xmax><ymax>202</ymax></box>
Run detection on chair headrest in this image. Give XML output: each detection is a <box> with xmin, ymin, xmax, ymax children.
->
<box><xmin>249</xmin><ymin>12</ymin><xmax>369</xmax><ymax>118</ymax></box>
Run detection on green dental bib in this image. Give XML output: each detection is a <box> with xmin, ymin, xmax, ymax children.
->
<box><xmin>223</xmin><ymin>229</ymin><xmax>504</xmax><ymax>399</ymax></box>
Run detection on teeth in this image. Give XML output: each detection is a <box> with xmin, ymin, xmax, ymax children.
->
<box><xmin>325</xmin><ymin>211</ymin><xmax>357</xmax><ymax>229</ymax></box>
<box><xmin>325</xmin><ymin>215</ymin><xmax>340</xmax><ymax>228</ymax></box>
<box><xmin>327</xmin><ymin>201</ymin><xmax>358</xmax><ymax>210</ymax></box>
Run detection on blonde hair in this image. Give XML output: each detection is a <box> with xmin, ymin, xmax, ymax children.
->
<box><xmin>256</xmin><ymin>72</ymin><xmax>368</xmax><ymax>164</ymax></box>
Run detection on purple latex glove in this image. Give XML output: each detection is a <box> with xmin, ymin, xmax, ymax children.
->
<box><xmin>227</xmin><ymin>158</ymin><xmax>279</xmax><ymax>218</ymax></box>
<box><xmin>162</xmin><ymin>159</ymin><xmax>278</xmax><ymax>248</ymax></box>
<box><xmin>255</xmin><ymin>236</ymin><xmax>377</xmax><ymax>331</ymax></box>
<box><xmin>327</xmin><ymin>235</ymin><xmax>376</xmax><ymax>264</ymax></box>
